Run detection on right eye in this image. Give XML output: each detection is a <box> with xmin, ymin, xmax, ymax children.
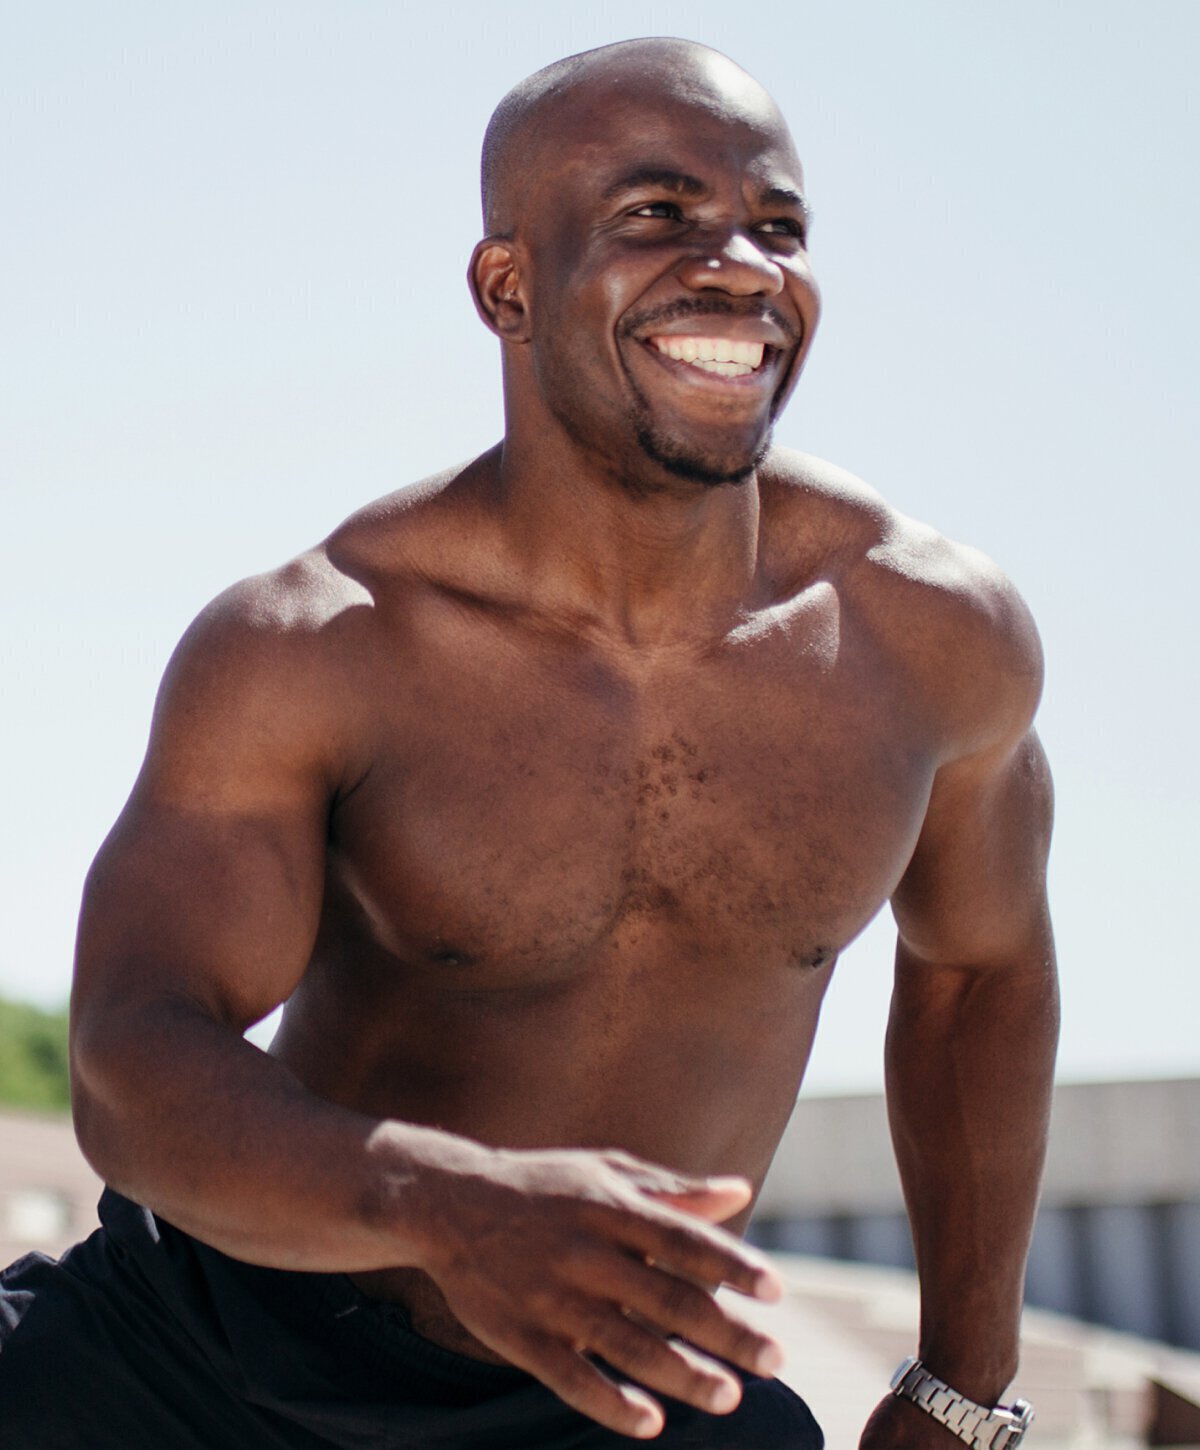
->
<box><xmin>629</xmin><ymin>201</ymin><xmax>684</xmax><ymax>220</ymax></box>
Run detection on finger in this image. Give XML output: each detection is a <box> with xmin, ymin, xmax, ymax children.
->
<box><xmin>646</xmin><ymin>1175</ymin><xmax>753</xmax><ymax>1223</ymax></box>
<box><xmin>598</xmin><ymin>1201</ymin><xmax>784</xmax><ymax>1303</ymax></box>
<box><xmin>607</xmin><ymin>1155</ymin><xmax>752</xmax><ymax>1216</ymax></box>
<box><xmin>576</xmin><ymin>1307</ymin><xmax>744</xmax><ymax>1416</ymax></box>
<box><xmin>506</xmin><ymin>1329</ymin><xmax>666</xmax><ymax>1439</ymax></box>
<box><xmin>589</xmin><ymin>1252</ymin><xmax>785</xmax><ymax>1379</ymax></box>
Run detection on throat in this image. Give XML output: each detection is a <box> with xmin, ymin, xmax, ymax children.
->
<box><xmin>495</xmin><ymin>435</ymin><xmax>765</xmax><ymax>645</ymax></box>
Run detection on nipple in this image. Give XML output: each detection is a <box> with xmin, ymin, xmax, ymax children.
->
<box><xmin>432</xmin><ymin>946</ymin><xmax>474</xmax><ymax>968</ymax></box>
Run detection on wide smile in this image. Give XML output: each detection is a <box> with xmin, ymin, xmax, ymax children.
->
<box><xmin>637</xmin><ymin>333</ymin><xmax>784</xmax><ymax>393</ymax></box>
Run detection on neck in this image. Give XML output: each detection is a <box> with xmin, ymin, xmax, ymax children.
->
<box><xmin>489</xmin><ymin>426</ymin><xmax>765</xmax><ymax>650</ymax></box>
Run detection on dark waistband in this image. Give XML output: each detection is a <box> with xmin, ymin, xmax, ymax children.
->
<box><xmin>90</xmin><ymin>1189</ymin><xmax>821</xmax><ymax>1448</ymax></box>
<box><xmin>98</xmin><ymin>1187</ymin><xmax>530</xmax><ymax>1403</ymax></box>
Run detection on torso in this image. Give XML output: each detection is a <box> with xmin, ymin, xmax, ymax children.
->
<box><xmin>263</xmin><ymin>447</ymin><xmax>998</xmax><ymax>1349</ymax></box>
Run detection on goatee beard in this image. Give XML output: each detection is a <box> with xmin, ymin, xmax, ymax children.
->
<box><xmin>633</xmin><ymin>420</ymin><xmax>770</xmax><ymax>487</ymax></box>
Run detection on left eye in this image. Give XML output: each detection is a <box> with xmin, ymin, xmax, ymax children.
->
<box><xmin>755</xmin><ymin>218</ymin><xmax>806</xmax><ymax>241</ymax></box>
<box><xmin>631</xmin><ymin>201</ymin><xmax>683</xmax><ymax>219</ymax></box>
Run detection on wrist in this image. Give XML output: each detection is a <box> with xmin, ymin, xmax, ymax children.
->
<box><xmin>918</xmin><ymin>1301</ymin><xmax>1021</xmax><ymax>1406</ymax></box>
<box><xmin>890</xmin><ymin>1358</ymin><xmax>1034</xmax><ymax>1449</ymax></box>
<box><xmin>359</xmin><ymin>1120</ymin><xmax>497</xmax><ymax>1269</ymax></box>
<box><xmin>916</xmin><ymin>1343</ymin><xmax>1017</xmax><ymax>1408</ymax></box>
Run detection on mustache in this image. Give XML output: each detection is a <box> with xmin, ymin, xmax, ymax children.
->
<box><xmin>619</xmin><ymin>296</ymin><xmax>801</xmax><ymax>346</ymax></box>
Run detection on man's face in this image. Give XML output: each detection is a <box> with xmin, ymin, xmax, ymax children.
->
<box><xmin>514</xmin><ymin>66</ymin><xmax>820</xmax><ymax>490</ymax></box>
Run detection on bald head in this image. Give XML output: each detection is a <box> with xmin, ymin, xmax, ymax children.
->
<box><xmin>468</xmin><ymin>37</ymin><xmax>820</xmax><ymax>492</ymax></box>
<box><xmin>481</xmin><ymin>39</ymin><xmax>788</xmax><ymax>237</ymax></box>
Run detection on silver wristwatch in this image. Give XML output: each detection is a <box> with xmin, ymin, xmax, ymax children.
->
<box><xmin>890</xmin><ymin>1357</ymin><xmax>1035</xmax><ymax>1449</ymax></box>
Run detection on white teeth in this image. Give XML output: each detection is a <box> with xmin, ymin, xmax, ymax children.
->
<box><xmin>651</xmin><ymin>336</ymin><xmax>766</xmax><ymax>371</ymax></box>
<box><xmin>693</xmin><ymin>359</ymin><xmax>754</xmax><ymax>377</ymax></box>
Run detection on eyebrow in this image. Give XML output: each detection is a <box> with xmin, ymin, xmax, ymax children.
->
<box><xmin>601</xmin><ymin>167</ymin><xmax>811</xmax><ymax>219</ymax></box>
<box><xmin>601</xmin><ymin>167</ymin><xmax>707</xmax><ymax>201</ymax></box>
<box><xmin>759</xmin><ymin>185</ymin><xmax>812</xmax><ymax>221</ymax></box>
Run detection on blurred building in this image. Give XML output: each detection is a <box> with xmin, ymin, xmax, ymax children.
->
<box><xmin>3</xmin><ymin>1082</ymin><xmax>1200</xmax><ymax>1447</ymax></box>
<box><xmin>0</xmin><ymin>1107</ymin><xmax>101</xmax><ymax>1269</ymax></box>
<box><xmin>753</xmin><ymin>1078</ymin><xmax>1200</xmax><ymax>1353</ymax></box>
<box><xmin>737</xmin><ymin>1253</ymin><xmax>1200</xmax><ymax>1449</ymax></box>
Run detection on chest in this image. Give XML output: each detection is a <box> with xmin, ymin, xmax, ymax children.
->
<box><xmin>330</xmin><ymin>614</ymin><xmax>935</xmax><ymax>981</ymax></box>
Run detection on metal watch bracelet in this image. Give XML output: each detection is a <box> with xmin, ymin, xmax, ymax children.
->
<box><xmin>890</xmin><ymin>1357</ymin><xmax>1035</xmax><ymax>1449</ymax></box>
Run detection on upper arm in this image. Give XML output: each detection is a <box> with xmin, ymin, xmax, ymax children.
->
<box><xmin>889</xmin><ymin>567</ymin><xmax>1055</xmax><ymax>971</ymax></box>
<box><xmin>891</xmin><ymin>728</ymin><xmax>1054</xmax><ymax>969</ymax></box>
<box><xmin>72</xmin><ymin>569</ymin><xmax>349</xmax><ymax>1045</ymax></box>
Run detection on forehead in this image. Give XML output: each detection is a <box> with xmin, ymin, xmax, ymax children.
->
<box><xmin>534</xmin><ymin>55</ymin><xmax>804</xmax><ymax>204</ymax></box>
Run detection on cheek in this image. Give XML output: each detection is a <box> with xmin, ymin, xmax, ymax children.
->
<box><xmin>527</xmin><ymin>298</ymin><xmax>621</xmax><ymax>424</ymax></box>
<box><xmin>534</xmin><ymin>229</ymin><xmax>643</xmax><ymax>333</ymax></box>
<box><xmin>790</xmin><ymin>262</ymin><xmax>822</xmax><ymax>339</ymax></box>
<box><xmin>531</xmin><ymin>276</ymin><xmax>622</xmax><ymax>382</ymax></box>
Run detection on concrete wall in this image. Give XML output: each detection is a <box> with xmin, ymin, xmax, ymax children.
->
<box><xmin>5</xmin><ymin>1078</ymin><xmax>1200</xmax><ymax>1350</ymax></box>
<box><xmin>751</xmin><ymin>1078</ymin><xmax>1200</xmax><ymax>1352</ymax></box>
<box><xmin>0</xmin><ymin>1109</ymin><xmax>102</xmax><ymax>1267</ymax></box>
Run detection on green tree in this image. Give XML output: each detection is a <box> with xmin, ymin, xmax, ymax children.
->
<box><xmin>0</xmin><ymin>995</ymin><xmax>71</xmax><ymax>1112</ymax></box>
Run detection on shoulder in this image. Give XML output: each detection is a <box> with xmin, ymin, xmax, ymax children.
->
<box><xmin>166</xmin><ymin>548</ymin><xmax>371</xmax><ymax>703</ymax></box>
<box><xmin>763</xmin><ymin>448</ymin><xmax>1044</xmax><ymax>761</ymax></box>
<box><xmin>147</xmin><ymin>469</ymin><xmax>444</xmax><ymax>777</ymax></box>
<box><xmin>150</xmin><ymin>458</ymin><xmax>487</xmax><ymax>786</ymax></box>
<box><xmin>140</xmin><ymin>550</ymin><xmax>370</xmax><ymax>798</ymax></box>
<box><xmin>171</xmin><ymin>454</ymin><xmax>484</xmax><ymax>684</ymax></box>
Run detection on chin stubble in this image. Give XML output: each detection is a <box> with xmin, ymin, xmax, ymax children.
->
<box><xmin>632</xmin><ymin>419</ymin><xmax>770</xmax><ymax>487</ymax></box>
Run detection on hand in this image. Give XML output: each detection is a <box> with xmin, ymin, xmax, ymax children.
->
<box><xmin>859</xmin><ymin>1394</ymin><xmax>970</xmax><ymax>1448</ymax></box>
<box><xmin>415</xmin><ymin>1145</ymin><xmax>786</xmax><ymax>1439</ymax></box>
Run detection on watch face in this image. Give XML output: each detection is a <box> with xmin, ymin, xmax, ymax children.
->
<box><xmin>995</xmin><ymin>1404</ymin><xmax>1035</xmax><ymax>1448</ymax></box>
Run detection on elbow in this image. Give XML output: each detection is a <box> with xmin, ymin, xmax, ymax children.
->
<box><xmin>71</xmin><ymin>1083</ymin><xmax>119</xmax><ymax>1187</ymax></box>
<box><xmin>68</xmin><ymin>998</ymin><xmax>164</xmax><ymax>1191</ymax></box>
<box><xmin>69</xmin><ymin>1011</ymin><xmax>132</xmax><ymax>1186</ymax></box>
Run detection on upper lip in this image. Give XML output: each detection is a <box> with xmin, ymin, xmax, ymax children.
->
<box><xmin>624</xmin><ymin>304</ymin><xmax>799</xmax><ymax>352</ymax></box>
<box><xmin>639</xmin><ymin>316</ymin><xmax>792</xmax><ymax>349</ymax></box>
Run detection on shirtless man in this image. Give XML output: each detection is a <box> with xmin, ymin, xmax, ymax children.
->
<box><xmin>0</xmin><ymin>37</ymin><xmax>1057</xmax><ymax>1450</ymax></box>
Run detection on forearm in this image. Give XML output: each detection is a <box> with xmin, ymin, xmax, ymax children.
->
<box><xmin>71</xmin><ymin>994</ymin><xmax>795</xmax><ymax>1438</ymax></box>
<box><xmin>885</xmin><ymin>936</ymin><xmax>1058</xmax><ymax>1403</ymax></box>
<box><xmin>71</xmin><ymin>994</ymin><xmax>484</xmax><ymax>1271</ymax></box>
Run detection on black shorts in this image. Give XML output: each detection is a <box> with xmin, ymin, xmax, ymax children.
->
<box><xmin>0</xmin><ymin>1190</ymin><xmax>823</xmax><ymax>1449</ymax></box>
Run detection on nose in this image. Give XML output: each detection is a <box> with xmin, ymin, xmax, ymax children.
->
<box><xmin>676</xmin><ymin>227</ymin><xmax>785</xmax><ymax>297</ymax></box>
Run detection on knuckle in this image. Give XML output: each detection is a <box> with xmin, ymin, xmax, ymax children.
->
<box><xmin>556</xmin><ymin>1354</ymin><xmax>595</xmax><ymax>1394</ymax></box>
<box><xmin>666</xmin><ymin>1224</ymin><xmax>726</xmax><ymax>1271</ymax></box>
<box><xmin>655</xmin><ymin>1277</ymin><xmax>709</xmax><ymax>1322</ymax></box>
<box><xmin>580</xmin><ymin>1305</ymin><xmax>626</xmax><ymax>1352</ymax></box>
<box><xmin>524</xmin><ymin>1281</ymin><xmax>563</xmax><ymax>1319</ymax></box>
<box><xmin>577</xmin><ymin>1301</ymin><xmax>628</xmax><ymax>1345</ymax></box>
<box><xmin>558</xmin><ymin>1236</ymin><xmax>607</xmax><ymax>1284</ymax></box>
<box><xmin>602</xmin><ymin>1327</ymin><xmax>663</xmax><ymax>1379</ymax></box>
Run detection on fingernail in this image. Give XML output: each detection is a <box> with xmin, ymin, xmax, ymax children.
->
<box><xmin>756</xmin><ymin>1340</ymin><xmax>785</xmax><ymax>1375</ymax></box>
<box><xmin>755</xmin><ymin>1267</ymin><xmax>784</xmax><ymax>1302</ymax></box>
<box><xmin>633</xmin><ymin>1405</ymin><xmax>664</xmax><ymax>1439</ymax></box>
<box><xmin>709</xmin><ymin>1377</ymin><xmax>741</xmax><ymax>1413</ymax></box>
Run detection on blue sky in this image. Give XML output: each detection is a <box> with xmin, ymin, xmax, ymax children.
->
<box><xmin>2</xmin><ymin>0</ymin><xmax>1196</xmax><ymax>1092</ymax></box>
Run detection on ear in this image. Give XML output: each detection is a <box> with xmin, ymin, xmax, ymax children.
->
<box><xmin>468</xmin><ymin>239</ymin><xmax>531</xmax><ymax>342</ymax></box>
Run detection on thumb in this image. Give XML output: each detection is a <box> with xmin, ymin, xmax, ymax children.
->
<box><xmin>645</xmin><ymin>1174</ymin><xmax>754</xmax><ymax>1223</ymax></box>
